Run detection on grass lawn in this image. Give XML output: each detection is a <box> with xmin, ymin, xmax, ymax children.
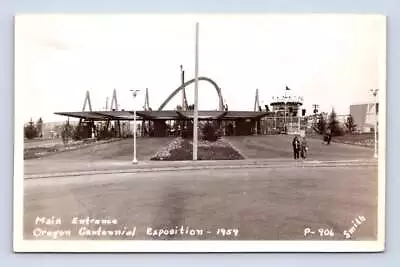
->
<box><xmin>24</xmin><ymin>138</ymin><xmax>121</xmax><ymax>160</ymax></box>
<box><xmin>151</xmin><ymin>138</ymin><xmax>244</xmax><ymax>161</ymax></box>
<box><xmin>310</xmin><ymin>133</ymin><xmax>376</xmax><ymax>148</ymax></box>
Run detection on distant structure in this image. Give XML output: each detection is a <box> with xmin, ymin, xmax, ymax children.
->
<box><xmin>254</xmin><ymin>89</ymin><xmax>260</xmax><ymax>112</ymax></box>
<box><xmin>350</xmin><ymin>103</ymin><xmax>379</xmax><ymax>133</ymax></box>
<box><xmin>180</xmin><ymin>65</ymin><xmax>189</xmax><ymax>111</ymax></box>
<box><xmin>158</xmin><ymin>76</ymin><xmax>224</xmax><ymax>111</ymax></box>
<box><xmin>143</xmin><ymin>88</ymin><xmax>151</xmax><ymax>111</ymax></box>
<box><xmin>267</xmin><ymin>86</ymin><xmax>304</xmax><ymax>134</ymax></box>
<box><xmin>55</xmin><ymin>78</ymin><xmax>269</xmax><ymax>138</ymax></box>
<box><xmin>270</xmin><ymin>86</ymin><xmax>304</xmax><ymax>117</ymax></box>
<box><xmin>110</xmin><ymin>89</ymin><xmax>119</xmax><ymax>111</ymax></box>
<box><xmin>82</xmin><ymin>90</ymin><xmax>93</xmax><ymax>112</ymax></box>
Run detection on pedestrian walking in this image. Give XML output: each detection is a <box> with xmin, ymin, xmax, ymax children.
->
<box><xmin>326</xmin><ymin>128</ymin><xmax>332</xmax><ymax>145</ymax></box>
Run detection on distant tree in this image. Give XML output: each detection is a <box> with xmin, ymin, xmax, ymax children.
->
<box><xmin>176</xmin><ymin>105</ymin><xmax>182</xmax><ymax>111</ymax></box>
<box><xmin>24</xmin><ymin>119</ymin><xmax>37</xmax><ymax>139</ymax></box>
<box><xmin>344</xmin><ymin>114</ymin><xmax>357</xmax><ymax>134</ymax></box>
<box><xmin>187</xmin><ymin>104</ymin><xmax>195</xmax><ymax>110</ymax></box>
<box><xmin>316</xmin><ymin>113</ymin><xmax>327</xmax><ymax>135</ymax></box>
<box><xmin>36</xmin><ymin>117</ymin><xmax>43</xmax><ymax>138</ymax></box>
<box><xmin>61</xmin><ymin>120</ymin><xmax>74</xmax><ymax>145</ymax></box>
<box><xmin>328</xmin><ymin>108</ymin><xmax>344</xmax><ymax>136</ymax></box>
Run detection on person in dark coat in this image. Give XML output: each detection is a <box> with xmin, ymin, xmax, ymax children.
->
<box><xmin>326</xmin><ymin>128</ymin><xmax>332</xmax><ymax>145</ymax></box>
<box><xmin>292</xmin><ymin>136</ymin><xmax>300</xmax><ymax>159</ymax></box>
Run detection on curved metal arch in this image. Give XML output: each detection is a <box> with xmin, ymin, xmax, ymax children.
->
<box><xmin>158</xmin><ymin>76</ymin><xmax>224</xmax><ymax>111</ymax></box>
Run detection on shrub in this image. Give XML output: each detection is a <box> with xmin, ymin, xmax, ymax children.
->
<box><xmin>316</xmin><ymin>113</ymin><xmax>327</xmax><ymax>135</ymax></box>
<box><xmin>181</xmin><ymin>126</ymin><xmax>193</xmax><ymax>139</ymax></box>
<box><xmin>96</xmin><ymin>126</ymin><xmax>114</xmax><ymax>140</ymax></box>
<box><xmin>72</xmin><ymin>124</ymin><xmax>93</xmax><ymax>140</ymax></box>
<box><xmin>181</xmin><ymin>121</ymin><xmax>194</xmax><ymax>139</ymax></box>
<box><xmin>201</xmin><ymin>122</ymin><xmax>222</xmax><ymax>142</ymax></box>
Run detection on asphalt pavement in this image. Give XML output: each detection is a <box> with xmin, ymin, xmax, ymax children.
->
<box><xmin>24</xmin><ymin>164</ymin><xmax>378</xmax><ymax>241</ymax></box>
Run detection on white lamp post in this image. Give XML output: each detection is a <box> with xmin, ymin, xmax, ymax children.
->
<box><xmin>130</xmin><ymin>89</ymin><xmax>141</xmax><ymax>164</ymax></box>
<box><xmin>370</xmin><ymin>89</ymin><xmax>379</xmax><ymax>158</ymax></box>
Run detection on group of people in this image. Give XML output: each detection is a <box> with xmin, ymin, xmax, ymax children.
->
<box><xmin>292</xmin><ymin>135</ymin><xmax>308</xmax><ymax>160</ymax></box>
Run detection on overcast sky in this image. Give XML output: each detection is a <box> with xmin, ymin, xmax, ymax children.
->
<box><xmin>15</xmin><ymin>14</ymin><xmax>386</xmax><ymax>123</ymax></box>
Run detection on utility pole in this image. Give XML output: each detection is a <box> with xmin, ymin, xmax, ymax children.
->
<box><xmin>193</xmin><ymin>23</ymin><xmax>199</xmax><ymax>161</ymax></box>
<box><xmin>312</xmin><ymin>104</ymin><xmax>319</xmax><ymax>114</ymax></box>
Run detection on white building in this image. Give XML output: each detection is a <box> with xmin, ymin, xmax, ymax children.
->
<box><xmin>350</xmin><ymin>103</ymin><xmax>379</xmax><ymax>133</ymax></box>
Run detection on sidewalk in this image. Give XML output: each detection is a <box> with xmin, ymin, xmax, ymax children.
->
<box><xmin>24</xmin><ymin>157</ymin><xmax>378</xmax><ymax>179</ymax></box>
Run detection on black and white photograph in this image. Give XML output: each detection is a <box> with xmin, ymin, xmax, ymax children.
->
<box><xmin>13</xmin><ymin>14</ymin><xmax>386</xmax><ymax>252</ymax></box>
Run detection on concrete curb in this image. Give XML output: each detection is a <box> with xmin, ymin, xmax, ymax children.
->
<box><xmin>25</xmin><ymin>160</ymin><xmax>378</xmax><ymax>180</ymax></box>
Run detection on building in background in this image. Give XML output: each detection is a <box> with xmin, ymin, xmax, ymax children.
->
<box><xmin>267</xmin><ymin>87</ymin><xmax>305</xmax><ymax>135</ymax></box>
<box><xmin>350</xmin><ymin>103</ymin><xmax>379</xmax><ymax>133</ymax></box>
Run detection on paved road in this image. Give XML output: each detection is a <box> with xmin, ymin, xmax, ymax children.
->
<box><xmin>24</xmin><ymin>162</ymin><xmax>378</xmax><ymax>241</ymax></box>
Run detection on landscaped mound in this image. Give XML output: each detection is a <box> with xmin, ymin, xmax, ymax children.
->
<box><xmin>151</xmin><ymin>137</ymin><xmax>244</xmax><ymax>161</ymax></box>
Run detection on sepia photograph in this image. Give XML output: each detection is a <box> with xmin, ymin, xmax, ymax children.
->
<box><xmin>13</xmin><ymin>14</ymin><xmax>386</xmax><ymax>252</ymax></box>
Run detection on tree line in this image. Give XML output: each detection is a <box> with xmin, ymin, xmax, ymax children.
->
<box><xmin>315</xmin><ymin>109</ymin><xmax>357</xmax><ymax>136</ymax></box>
<box><xmin>24</xmin><ymin>118</ymin><xmax>43</xmax><ymax>139</ymax></box>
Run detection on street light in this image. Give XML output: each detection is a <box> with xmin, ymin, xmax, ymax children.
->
<box><xmin>370</xmin><ymin>88</ymin><xmax>379</xmax><ymax>158</ymax></box>
<box><xmin>130</xmin><ymin>89</ymin><xmax>141</xmax><ymax>164</ymax></box>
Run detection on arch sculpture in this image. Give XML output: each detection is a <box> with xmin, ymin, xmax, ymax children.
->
<box><xmin>158</xmin><ymin>76</ymin><xmax>224</xmax><ymax>111</ymax></box>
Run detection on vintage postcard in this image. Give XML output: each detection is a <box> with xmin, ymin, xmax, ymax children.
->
<box><xmin>13</xmin><ymin>14</ymin><xmax>386</xmax><ymax>252</ymax></box>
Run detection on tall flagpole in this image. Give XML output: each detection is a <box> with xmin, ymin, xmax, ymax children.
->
<box><xmin>193</xmin><ymin>22</ymin><xmax>199</xmax><ymax>160</ymax></box>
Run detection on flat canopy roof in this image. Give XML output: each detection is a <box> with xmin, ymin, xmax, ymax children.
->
<box><xmin>54</xmin><ymin>110</ymin><xmax>270</xmax><ymax>121</ymax></box>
